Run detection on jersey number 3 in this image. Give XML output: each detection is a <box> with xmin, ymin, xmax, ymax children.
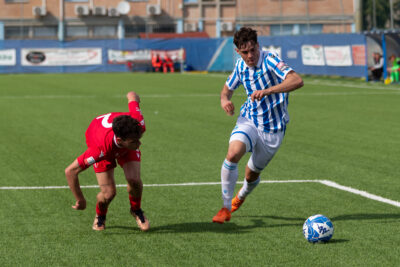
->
<box><xmin>96</xmin><ymin>113</ymin><xmax>113</xmax><ymax>128</ymax></box>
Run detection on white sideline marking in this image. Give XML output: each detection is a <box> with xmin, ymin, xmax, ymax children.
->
<box><xmin>1</xmin><ymin>90</ymin><xmax>398</xmax><ymax>101</ymax></box>
<box><xmin>1</xmin><ymin>179</ymin><xmax>399</xmax><ymax>208</ymax></box>
<box><xmin>318</xmin><ymin>180</ymin><xmax>400</xmax><ymax>208</ymax></box>
<box><xmin>0</xmin><ymin>95</ymin><xmax>96</xmax><ymax>99</ymax></box>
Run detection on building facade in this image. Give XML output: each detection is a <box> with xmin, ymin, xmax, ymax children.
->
<box><xmin>0</xmin><ymin>0</ymin><xmax>360</xmax><ymax>40</ymax></box>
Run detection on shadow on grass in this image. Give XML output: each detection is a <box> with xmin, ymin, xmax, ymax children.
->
<box><xmin>105</xmin><ymin>212</ymin><xmax>400</xmax><ymax>235</ymax></box>
<box><xmin>106</xmin><ymin>216</ymin><xmax>301</xmax><ymax>234</ymax></box>
<box><xmin>107</xmin><ymin>219</ymin><xmax>267</xmax><ymax>234</ymax></box>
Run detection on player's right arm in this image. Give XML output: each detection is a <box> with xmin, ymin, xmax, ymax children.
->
<box><xmin>127</xmin><ymin>91</ymin><xmax>146</xmax><ymax>132</ymax></box>
<box><xmin>222</xmin><ymin>63</ymin><xmax>241</xmax><ymax>116</ymax></box>
<box><xmin>64</xmin><ymin>159</ymin><xmax>86</xmax><ymax>210</ymax></box>
<box><xmin>221</xmin><ymin>84</ymin><xmax>235</xmax><ymax>116</ymax></box>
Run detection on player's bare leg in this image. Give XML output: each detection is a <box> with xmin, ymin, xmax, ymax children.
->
<box><xmin>93</xmin><ymin>170</ymin><xmax>116</xmax><ymax>231</ymax></box>
<box><xmin>232</xmin><ymin>166</ymin><xmax>260</xmax><ymax>212</ymax></box>
<box><xmin>123</xmin><ymin>161</ymin><xmax>150</xmax><ymax>231</ymax></box>
<box><xmin>213</xmin><ymin>140</ymin><xmax>246</xmax><ymax>223</ymax></box>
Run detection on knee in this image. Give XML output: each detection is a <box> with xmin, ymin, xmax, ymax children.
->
<box><xmin>226</xmin><ymin>151</ymin><xmax>242</xmax><ymax>163</ymax></box>
<box><xmin>126</xmin><ymin>176</ymin><xmax>142</xmax><ymax>188</ymax></box>
<box><xmin>103</xmin><ymin>190</ymin><xmax>116</xmax><ymax>203</ymax></box>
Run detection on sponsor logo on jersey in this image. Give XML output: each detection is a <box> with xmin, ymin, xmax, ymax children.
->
<box><xmin>85</xmin><ymin>156</ymin><xmax>96</xmax><ymax>166</ymax></box>
<box><xmin>277</xmin><ymin>61</ymin><xmax>289</xmax><ymax>72</ymax></box>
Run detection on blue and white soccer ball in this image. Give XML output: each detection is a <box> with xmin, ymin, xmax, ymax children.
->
<box><xmin>303</xmin><ymin>214</ymin><xmax>334</xmax><ymax>243</ymax></box>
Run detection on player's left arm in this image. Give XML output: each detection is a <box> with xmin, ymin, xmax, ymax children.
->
<box><xmin>127</xmin><ymin>91</ymin><xmax>146</xmax><ymax>132</ymax></box>
<box><xmin>251</xmin><ymin>71</ymin><xmax>303</xmax><ymax>101</ymax></box>
<box><xmin>65</xmin><ymin>159</ymin><xmax>86</xmax><ymax>210</ymax></box>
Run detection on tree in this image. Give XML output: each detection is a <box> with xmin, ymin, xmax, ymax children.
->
<box><xmin>363</xmin><ymin>0</ymin><xmax>390</xmax><ymax>30</ymax></box>
<box><xmin>393</xmin><ymin>0</ymin><xmax>400</xmax><ymax>28</ymax></box>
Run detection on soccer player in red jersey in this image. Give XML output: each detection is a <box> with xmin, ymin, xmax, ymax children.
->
<box><xmin>64</xmin><ymin>91</ymin><xmax>150</xmax><ymax>231</ymax></box>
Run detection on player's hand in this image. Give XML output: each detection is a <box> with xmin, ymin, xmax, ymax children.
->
<box><xmin>127</xmin><ymin>91</ymin><xmax>140</xmax><ymax>103</ymax></box>
<box><xmin>72</xmin><ymin>199</ymin><xmax>86</xmax><ymax>210</ymax></box>
<box><xmin>221</xmin><ymin>99</ymin><xmax>235</xmax><ymax>116</ymax></box>
<box><xmin>251</xmin><ymin>89</ymin><xmax>270</xmax><ymax>102</ymax></box>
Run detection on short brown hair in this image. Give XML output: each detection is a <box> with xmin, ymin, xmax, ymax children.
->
<box><xmin>112</xmin><ymin>115</ymin><xmax>142</xmax><ymax>140</ymax></box>
<box><xmin>234</xmin><ymin>27</ymin><xmax>258</xmax><ymax>49</ymax></box>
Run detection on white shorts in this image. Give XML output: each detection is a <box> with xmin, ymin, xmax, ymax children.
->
<box><xmin>229</xmin><ymin>116</ymin><xmax>285</xmax><ymax>173</ymax></box>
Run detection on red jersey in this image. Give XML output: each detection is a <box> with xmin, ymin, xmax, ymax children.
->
<box><xmin>77</xmin><ymin>101</ymin><xmax>145</xmax><ymax>171</ymax></box>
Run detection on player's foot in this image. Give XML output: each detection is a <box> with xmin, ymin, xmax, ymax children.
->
<box><xmin>212</xmin><ymin>207</ymin><xmax>231</xmax><ymax>224</ymax></box>
<box><xmin>231</xmin><ymin>193</ymin><xmax>245</xmax><ymax>213</ymax></box>
<box><xmin>130</xmin><ymin>208</ymin><xmax>150</xmax><ymax>231</ymax></box>
<box><xmin>92</xmin><ymin>215</ymin><xmax>106</xmax><ymax>231</ymax></box>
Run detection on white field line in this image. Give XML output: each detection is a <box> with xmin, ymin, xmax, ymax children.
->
<box><xmin>1</xmin><ymin>179</ymin><xmax>399</xmax><ymax>208</ymax></box>
<box><xmin>0</xmin><ymin>95</ymin><xmax>97</xmax><ymax>100</ymax></box>
<box><xmin>318</xmin><ymin>180</ymin><xmax>400</xmax><ymax>208</ymax></box>
<box><xmin>1</xmin><ymin>90</ymin><xmax>398</xmax><ymax>101</ymax></box>
<box><xmin>306</xmin><ymin>80</ymin><xmax>400</xmax><ymax>91</ymax></box>
<box><xmin>183</xmin><ymin>72</ymin><xmax>400</xmax><ymax>91</ymax></box>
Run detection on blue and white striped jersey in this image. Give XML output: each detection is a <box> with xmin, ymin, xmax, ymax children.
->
<box><xmin>226</xmin><ymin>50</ymin><xmax>293</xmax><ymax>133</ymax></box>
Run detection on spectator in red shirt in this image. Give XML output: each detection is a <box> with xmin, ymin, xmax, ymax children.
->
<box><xmin>64</xmin><ymin>91</ymin><xmax>150</xmax><ymax>231</ymax></box>
<box><xmin>151</xmin><ymin>54</ymin><xmax>163</xmax><ymax>72</ymax></box>
<box><xmin>163</xmin><ymin>55</ymin><xmax>175</xmax><ymax>73</ymax></box>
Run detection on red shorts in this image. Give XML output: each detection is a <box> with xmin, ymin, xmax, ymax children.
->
<box><xmin>93</xmin><ymin>150</ymin><xmax>141</xmax><ymax>173</ymax></box>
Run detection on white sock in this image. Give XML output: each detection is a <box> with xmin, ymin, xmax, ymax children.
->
<box><xmin>238</xmin><ymin>177</ymin><xmax>260</xmax><ymax>200</ymax></box>
<box><xmin>221</xmin><ymin>159</ymin><xmax>238</xmax><ymax>210</ymax></box>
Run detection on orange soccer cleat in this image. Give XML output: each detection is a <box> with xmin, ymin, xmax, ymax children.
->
<box><xmin>92</xmin><ymin>215</ymin><xmax>106</xmax><ymax>231</ymax></box>
<box><xmin>130</xmin><ymin>208</ymin><xmax>150</xmax><ymax>231</ymax></box>
<box><xmin>231</xmin><ymin>193</ymin><xmax>245</xmax><ymax>213</ymax></box>
<box><xmin>212</xmin><ymin>207</ymin><xmax>231</xmax><ymax>224</ymax></box>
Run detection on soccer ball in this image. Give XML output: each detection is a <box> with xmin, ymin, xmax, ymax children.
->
<box><xmin>303</xmin><ymin>214</ymin><xmax>334</xmax><ymax>243</ymax></box>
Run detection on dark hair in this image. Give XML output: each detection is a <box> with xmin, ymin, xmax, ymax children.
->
<box><xmin>112</xmin><ymin>115</ymin><xmax>142</xmax><ymax>140</ymax></box>
<box><xmin>234</xmin><ymin>27</ymin><xmax>258</xmax><ymax>49</ymax></box>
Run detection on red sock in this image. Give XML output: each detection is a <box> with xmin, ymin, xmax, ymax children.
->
<box><xmin>129</xmin><ymin>195</ymin><xmax>141</xmax><ymax>211</ymax></box>
<box><xmin>96</xmin><ymin>202</ymin><xmax>108</xmax><ymax>216</ymax></box>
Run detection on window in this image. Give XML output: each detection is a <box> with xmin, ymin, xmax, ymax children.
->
<box><xmin>33</xmin><ymin>26</ymin><xmax>57</xmax><ymax>38</ymax></box>
<box><xmin>5</xmin><ymin>26</ymin><xmax>29</xmax><ymax>39</ymax></box>
<box><xmin>125</xmin><ymin>25</ymin><xmax>146</xmax><ymax>37</ymax></box>
<box><xmin>66</xmin><ymin>26</ymin><xmax>88</xmax><ymax>38</ymax></box>
<box><xmin>5</xmin><ymin>0</ymin><xmax>28</xmax><ymax>3</ymax></box>
<box><xmin>299</xmin><ymin>24</ymin><xmax>322</xmax><ymax>35</ymax></box>
<box><xmin>270</xmin><ymin>25</ymin><xmax>295</xmax><ymax>36</ymax></box>
<box><xmin>270</xmin><ymin>24</ymin><xmax>322</xmax><ymax>36</ymax></box>
<box><xmin>152</xmin><ymin>24</ymin><xmax>176</xmax><ymax>33</ymax></box>
<box><xmin>93</xmin><ymin>26</ymin><xmax>116</xmax><ymax>37</ymax></box>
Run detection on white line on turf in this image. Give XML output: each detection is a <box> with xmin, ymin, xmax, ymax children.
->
<box><xmin>183</xmin><ymin>73</ymin><xmax>400</xmax><ymax>91</ymax></box>
<box><xmin>0</xmin><ymin>95</ymin><xmax>97</xmax><ymax>99</ymax></box>
<box><xmin>318</xmin><ymin>180</ymin><xmax>400</xmax><ymax>208</ymax></box>
<box><xmin>0</xmin><ymin>88</ymin><xmax>400</xmax><ymax>100</ymax></box>
<box><xmin>1</xmin><ymin>179</ymin><xmax>399</xmax><ymax>208</ymax></box>
<box><xmin>1</xmin><ymin>90</ymin><xmax>399</xmax><ymax>100</ymax></box>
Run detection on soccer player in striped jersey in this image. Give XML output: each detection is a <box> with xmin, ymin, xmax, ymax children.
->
<box><xmin>65</xmin><ymin>91</ymin><xmax>150</xmax><ymax>231</ymax></box>
<box><xmin>213</xmin><ymin>27</ymin><xmax>304</xmax><ymax>224</ymax></box>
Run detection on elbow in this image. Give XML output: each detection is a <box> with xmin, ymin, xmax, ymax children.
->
<box><xmin>297</xmin><ymin>79</ymin><xmax>304</xmax><ymax>89</ymax></box>
<box><xmin>295</xmin><ymin>75</ymin><xmax>304</xmax><ymax>89</ymax></box>
<box><xmin>65</xmin><ymin>162</ymin><xmax>81</xmax><ymax>178</ymax></box>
